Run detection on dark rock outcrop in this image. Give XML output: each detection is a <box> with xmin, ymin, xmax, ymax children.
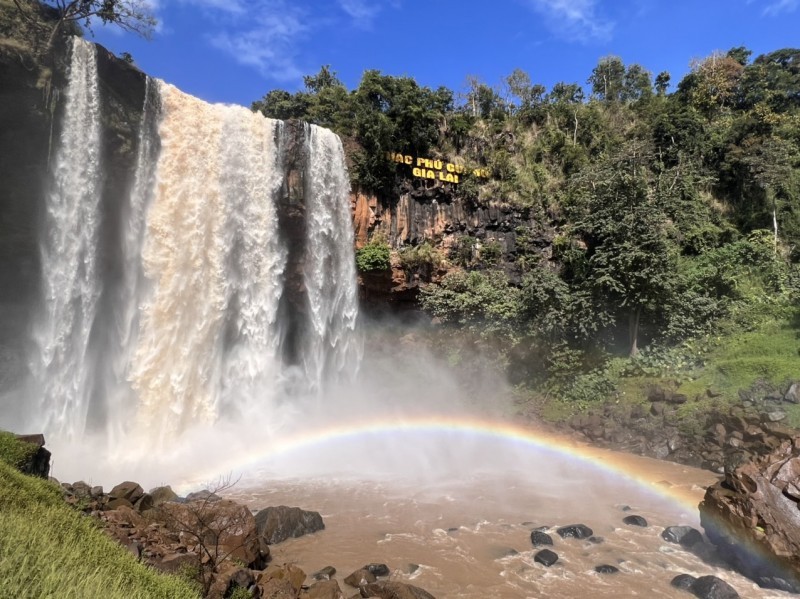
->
<box><xmin>555</xmin><ymin>524</ymin><xmax>593</xmax><ymax>539</ymax></box>
<box><xmin>14</xmin><ymin>434</ymin><xmax>50</xmax><ymax>477</ymax></box>
<box><xmin>530</xmin><ymin>530</ymin><xmax>553</xmax><ymax>547</ymax></box>
<box><xmin>594</xmin><ymin>564</ymin><xmax>619</xmax><ymax>574</ymax></box>
<box><xmin>622</xmin><ymin>515</ymin><xmax>648</xmax><ymax>527</ymax></box>
<box><xmin>670</xmin><ymin>574</ymin><xmax>696</xmax><ymax>591</ymax></box>
<box><xmin>662</xmin><ymin>525</ymin><xmax>703</xmax><ymax>548</ymax></box>
<box><xmin>255</xmin><ymin>505</ymin><xmax>325</xmax><ymax>545</ymax></box>
<box><xmin>688</xmin><ymin>575</ymin><xmax>739</xmax><ymax>599</ymax></box>
<box><xmin>534</xmin><ymin>548</ymin><xmax>558</xmax><ymax>567</ymax></box>
<box><xmin>700</xmin><ymin>437</ymin><xmax>800</xmax><ymax>593</ymax></box>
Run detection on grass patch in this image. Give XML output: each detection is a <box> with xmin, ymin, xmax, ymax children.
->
<box><xmin>0</xmin><ymin>460</ymin><xmax>200</xmax><ymax>599</ymax></box>
<box><xmin>0</xmin><ymin>431</ymin><xmax>39</xmax><ymax>469</ymax></box>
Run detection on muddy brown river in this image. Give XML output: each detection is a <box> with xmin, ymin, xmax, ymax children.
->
<box><xmin>218</xmin><ymin>421</ymin><xmax>793</xmax><ymax>598</ymax></box>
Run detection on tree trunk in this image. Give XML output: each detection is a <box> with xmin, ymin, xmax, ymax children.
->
<box><xmin>629</xmin><ymin>307</ymin><xmax>641</xmax><ymax>357</ymax></box>
<box><xmin>773</xmin><ymin>194</ymin><xmax>779</xmax><ymax>256</ymax></box>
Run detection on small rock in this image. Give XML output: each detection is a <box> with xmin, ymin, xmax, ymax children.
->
<box><xmin>556</xmin><ymin>524</ymin><xmax>593</xmax><ymax>539</ymax></box>
<box><xmin>689</xmin><ymin>575</ymin><xmax>739</xmax><ymax>598</ymax></box>
<box><xmin>304</xmin><ymin>579</ymin><xmax>344</xmax><ymax>599</ymax></box>
<box><xmin>671</xmin><ymin>574</ymin><xmax>697</xmax><ymax>591</ymax></box>
<box><xmin>312</xmin><ymin>566</ymin><xmax>337</xmax><ymax>581</ymax></box>
<box><xmin>784</xmin><ymin>382</ymin><xmax>800</xmax><ymax>404</ymax></box>
<box><xmin>534</xmin><ymin>549</ymin><xmax>558</xmax><ymax>567</ymax></box>
<box><xmin>343</xmin><ymin>568</ymin><xmax>375</xmax><ymax>588</ymax></box>
<box><xmin>595</xmin><ymin>564</ymin><xmax>619</xmax><ymax>574</ymax></box>
<box><xmin>530</xmin><ymin>531</ymin><xmax>553</xmax><ymax>547</ymax></box>
<box><xmin>406</xmin><ymin>564</ymin><xmax>419</xmax><ymax>574</ymax></box>
<box><xmin>766</xmin><ymin>410</ymin><xmax>787</xmax><ymax>422</ymax></box>
<box><xmin>661</xmin><ymin>526</ymin><xmax>703</xmax><ymax>548</ymax></box>
<box><xmin>622</xmin><ymin>515</ymin><xmax>648</xmax><ymax>527</ymax></box>
<box><xmin>363</xmin><ymin>563</ymin><xmax>389</xmax><ymax>577</ymax></box>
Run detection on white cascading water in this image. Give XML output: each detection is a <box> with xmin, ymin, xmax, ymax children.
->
<box><xmin>32</xmin><ymin>38</ymin><xmax>103</xmax><ymax>439</ymax></box>
<box><xmin>302</xmin><ymin>124</ymin><xmax>361</xmax><ymax>389</ymax></box>
<box><xmin>31</xmin><ymin>41</ymin><xmax>360</xmax><ymax>449</ymax></box>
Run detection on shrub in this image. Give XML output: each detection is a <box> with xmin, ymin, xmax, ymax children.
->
<box><xmin>398</xmin><ymin>241</ymin><xmax>442</xmax><ymax>278</ymax></box>
<box><xmin>356</xmin><ymin>234</ymin><xmax>391</xmax><ymax>272</ymax></box>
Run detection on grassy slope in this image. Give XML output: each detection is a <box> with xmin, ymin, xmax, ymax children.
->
<box><xmin>0</xmin><ymin>456</ymin><xmax>200</xmax><ymax>599</ymax></box>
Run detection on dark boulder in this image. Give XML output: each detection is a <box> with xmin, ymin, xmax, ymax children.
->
<box><xmin>556</xmin><ymin>524</ymin><xmax>593</xmax><ymax>539</ymax></box>
<box><xmin>671</xmin><ymin>574</ymin><xmax>696</xmax><ymax>591</ymax></box>
<box><xmin>594</xmin><ymin>564</ymin><xmax>619</xmax><ymax>574</ymax></box>
<box><xmin>255</xmin><ymin>505</ymin><xmax>325</xmax><ymax>544</ymax></box>
<box><xmin>149</xmin><ymin>485</ymin><xmax>179</xmax><ymax>505</ymax></box>
<box><xmin>622</xmin><ymin>515</ymin><xmax>648</xmax><ymax>527</ymax></box>
<box><xmin>530</xmin><ymin>530</ymin><xmax>553</xmax><ymax>547</ymax></box>
<box><xmin>363</xmin><ymin>563</ymin><xmax>390</xmax><ymax>577</ymax></box>
<box><xmin>689</xmin><ymin>575</ymin><xmax>739</xmax><ymax>598</ymax></box>
<box><xmin>225</xmin><ymin>568</ymin><xmax>255</xmax><ymax>597</ymax></box>
<box><xmin>662</xmin><ymin>526</ymin><xmax>703</xmax><ymax>548</ymax></box>
<box><xmin>700</xmin><ymin>438</ymin><xmax>800</xmax><ymax>592</ymax></box>
<box><xmin>534</xmin><ymin>549</ymin><xmax>558</xmax><ymax>567</ymax></box>
<box><xmin>109</xmin><ymin>481</ymin><xmax>144</xmax><ymax>504</ymax></box>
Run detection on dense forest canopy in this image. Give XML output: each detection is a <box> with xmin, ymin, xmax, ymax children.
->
<box><xmin>253</xmin><ymin>48</ymin><xmax>800</xmax><ymax>399</ymax></box>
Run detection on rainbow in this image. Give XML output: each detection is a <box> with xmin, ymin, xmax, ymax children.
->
<box><xmin>180</xmin><ymin>414</ymin><xmax>715</xmax><ymax>512</ymax></box>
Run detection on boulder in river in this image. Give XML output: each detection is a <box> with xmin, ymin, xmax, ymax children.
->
<box><xmin>689</xmin><ymin>575</ymin><xmax>739</xmax><ymax>598</ymax></box>
<box><xmin>700</xmin><ymin>437</ymin><xmax>800</xmax><ymax>592</ymax></box>
<box><xmin>556</xmin><ymin>524</ymin><xmax>593</xmax><ymax>539</ymax></box>
<box><xmin>360</xmin><ymin>580</ymin><xmax>436</xmax><ymax>599</ymax></box>
<box><xmin>255</xmin><ymin>505</ymin><xmax>325</xmax><ymax>544</ymax></box>
<box><xmin>622</xmin><ymin>515</ymin><xmax>648</xmax><ymax>527</ymax></box>
<box><xmin>662</xmin><ymin>525</ymin><xmax>703</xmax><ymax>548</ymax></box>
<box><xmin>530</xmin><ymin>530</ymin><xmax>553</xmax><ymax>547</ymax></box>
<box><xmin>534</xmin><ymin>549</ymin><xmax>558</xmax><ymax>567</ymax></box>
<box><xmin>594</xmin><ymin>564</ymin><xmax>619</xmax><ymax>574</ymax></box>
<box><xmin>670</xmin><ymin>574</ymin><xmax>696</xmax><ymax>591</ymax></box>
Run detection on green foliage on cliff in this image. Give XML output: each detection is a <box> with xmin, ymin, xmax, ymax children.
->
<box><xmin>0</xmin><ymin>460</ymin><xmax>200</xmax><ymax>598</ymax></box>
<box><xmin>356</xmin><ymin>235</ymin><xmax>391</xmax><ymax>272</ymax></box>
<box><xmin>255</xmin><ymin>48</ymin><xmax>800</xmax><ymax>407</ymax></box>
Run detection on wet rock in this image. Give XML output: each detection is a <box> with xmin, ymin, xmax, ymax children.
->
<box><xmin>534</xmin><ymin>549</ymin><xmax>558</xmax><ymax>567</ymax></box>
<box><xmin>362</xmin><ymin>563</ymin><xmax>389</xmax><ymax>577</ymax></box>
<box><xmin>255</xmin><ymin>505</ymin><xmax>325</xmax><ymax>544</ymax></box>
<box><xmin>109</xmin><ymin>481</ymin><xmax>144</xmax><ymax>504</ymax></box>
<box><xmin>530</xmin><ymin>530</ymin><xmax>553</xmax><ymax>547</ymax></box>
<box><xmin>689</xmin><ymin>575</ymin><xmax>739</xmax><ymax>598</ymax></box>
<box><xmin>700</xmin><ymin>438</ymin><xmax>800</xmax><ymax>592</ymax></box>
<box><xmin>622</xmin><ymin>515</ymin><xmax>648</xmax><ymax>527</ymax></box>
<box><xmin>344</xmin><ymin>568</ymin><xmax>376</xmax><ymax>588</ymax></box>
<box><xmin>662</xmin><ymin>526</ymin><xmax>703</xmax><ymax>548</ymax></box>
<box><xmin>406</xmin><ymin>564</ymin><xmax>419</xmax><ymax>574</ymax></box>
<box><xmin>312</xmin><ymin>566</ymin><xmax>337</xmax><ymax>581</ymax></box>
<box><xmin>556</xmin><ymin>524</ymin><xmax>593</xmax><ymax>539</ymax></box>
<box><xmin>359</xmin><ymin>581</ymin><xmax>436</xmax><ymax>599</ymax></box>
<box><xmin>594</xmin><ymin>565</ymin><xmax>619</xmax><ymax>574</ymax></box>
<box><xmin>671</xmin><ymin>574</ymin><xmax>696</xmax><ymax>591</ymax></box>
<box><xmin>303</xmin><ymin>579</ymin><xmax>345</xmax><ymax>599</ymax></box>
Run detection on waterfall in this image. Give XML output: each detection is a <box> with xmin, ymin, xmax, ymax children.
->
<box><xmin>302</xmin><ymin>125</ymin><xmax>361</xmax><ymax>387</ymax></box>
<box><xmin>31</xmin><ymin>38</ymin><xmax>103</xmax><ymax>439</ymax></box>
<box><xmin>31</xmin><ymin>39</ymin><xmax>360</xmax><ymax>447</ymax></box>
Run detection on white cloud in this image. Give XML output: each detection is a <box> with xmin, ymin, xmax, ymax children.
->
<box><xmin>209</xmin><ymin>9</ymin><xmax>307</xmax><ymax>80</ymax></box>
<box><xmin>761</xmin><ymin>0</ymin><xmax>799</xmax><ymax>15</ymax></box>
<box><xmin>524</xmin><ymin>0</ymin><xmax>614</xmax><ymax>42</ymax></box>
<box><xmin>338</xmin><ymin>0</ymin><xmax>381</xmax><ymax>27</ymax></box>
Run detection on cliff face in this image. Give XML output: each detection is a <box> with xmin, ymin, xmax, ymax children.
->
<box><xmin>353</xmin><ymin>185</ymin><xmax>554</xmax><ymax>308</ymax></box>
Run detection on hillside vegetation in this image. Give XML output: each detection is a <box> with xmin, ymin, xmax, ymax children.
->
<box><xmin>254</xmin><ymin>49</ymin><xmax>800</xmax><ymax>415</ymax></box>
<box><xmin>0</xmin><ymin>435</ymin><xmax>199</xmax><ymax>599</ymax></box>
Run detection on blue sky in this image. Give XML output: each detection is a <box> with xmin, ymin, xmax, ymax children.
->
<box><xmin>92</xmin><ymin>0</ymin><xmax>800</xmax><ymax>107</ymax></box>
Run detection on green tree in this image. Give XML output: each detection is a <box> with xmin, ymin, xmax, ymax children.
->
<box><xmin>12</xmin><ymin>0</ymin><xmax>156</xmax><ymax>51</ymax></box>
